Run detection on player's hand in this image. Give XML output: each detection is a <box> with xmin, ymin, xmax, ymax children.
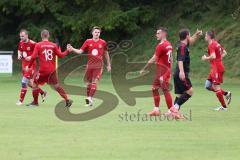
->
<box><xmin>196</xmin><ymin>29</ymin><xmax>203</xmax><ymax>36</ymax></box>
<box><xmin>179</xmin><ymin>71</ymin><xmax>185</xmax><ymax>81</ymax></box>
<box><xmin>25</xmin><ymin>56</ymin><xmax>31</xmax><ymax>61</ymax></box>
<box><xmin>201</xmin><ymin>55</ymin><xmax>207</xmax><ymax>61</ymax></box>
<box><xmin>67</xmin><ymin>44</ymin><xmax>73</xmax><ymax>52</ymax></box>
<box><xmin>107</xmin><ymin>65</ymin><xmax>111</xmax><ymax>72</ymax></box>
<box><xmin>139</xmin><ymin>69</ymin><xmax>146</xmax><ymax>75</ymax></box>
<box><xmin>25</xmin><ymin>66</ymin><xmax>29</xmax><ymax>72</ymax></box>
<box><xmin>159</xmin><ymin>76</ymin><xmax>164</xmax><ymax>84</ymax></box>
<box><xmin>18</xmin><ymin>54</ymin><xmax>22</xmax><ymax>60</ymax></box>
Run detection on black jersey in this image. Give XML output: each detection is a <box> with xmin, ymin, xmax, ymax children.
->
<box><xmin>175</xmin><ymin>42</ymin><xmax>190</xmax><ymax>74</ymax></box>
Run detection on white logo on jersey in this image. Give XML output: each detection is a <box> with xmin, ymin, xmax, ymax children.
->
<box><xmin>92</xmin><ymin>49</ymin><xmax>98</xmax><ymax>56</ymax></box>
<box><xmin>27</xmin><ymin>47</ymin><xmax>30</xmax><ymax>51</ymax></box>
<box><xmin>22</xmin><ymin>51</ymin><xmax>27</xmax><ymax>58</ymax></box>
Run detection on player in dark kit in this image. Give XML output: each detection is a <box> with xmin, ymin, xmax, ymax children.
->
<box><xmin>173</xmin><ymin>28</ymin><xmax>202</xmax><ymax>110</ymax></box>
<box><xmin>25</xmin><ymin>29</ymin><xmax>73</xmax><ymax>107</ymax></box>
<box><xmin>201</xmin><ymin>30</ymin><xmax>231</xmax><ymax>111</ymax></box>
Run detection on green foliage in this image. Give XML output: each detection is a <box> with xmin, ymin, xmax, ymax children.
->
<box><xmin>0</xmin><ymin>0</ymin><xmax>239</xmax><ymax>77</ymax></box>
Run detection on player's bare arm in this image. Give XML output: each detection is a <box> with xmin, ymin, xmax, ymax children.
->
<box><xmin>140</xmin><ymin>55</ymin><xmax>156</xmax><ymax>74</ymax></box>
<box><xmin>178</xmin><ymin>61</ymin><xmax>185</xmax><ymax>81</ymax></box>
<box><xmin>221</xmin><ymin>49</ymin><xmax>227</xmax><ymax>58</ymax></box>
<box><xmin>17</xmin><ymin>50</ymin><xmax>22</xmax><ymax>60</ymax></box>
<box><xmin>202</xmin><ymin>52</ymin><xmax>216</xmax><ymax>61</ymax></box>
<box><xmin>189</xmin><ymin>29</ymin><xmax>203</xmax><ymax>46</ymax></box>
<box><xmin>67</xmin><ymin>44</ymin><xmax>84</xmax><ymax>54</ymax></box>
<box><xmin>104</xmin><ymin>51</ymin><xmax>111</xmax><ymax>72</ymax></box>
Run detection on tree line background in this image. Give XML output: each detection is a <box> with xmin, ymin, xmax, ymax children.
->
<box><xmin>0</xmin><ymin>0</ymin><xmax>240</xmax><ymax>77</ymax></box>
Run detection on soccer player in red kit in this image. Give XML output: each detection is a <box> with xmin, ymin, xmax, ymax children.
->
<box><xmin>202</xmin><ymin>31</ymin><xmax>231</xmax><ymax>111</ymax></box>
<box><xmin>16</xmin><ymin>29</ymin><xmax>46</xmax><ymax>106</ymax></box>
<box><xmin>68</xmin><ymin>26</ymin><xmax>111</xmax><ymax>107</ymax></box>
<box><xmin>25</xmin><ymin>29</ymin><xmax>73</xmax><ymax>107</ymax></box>
<box><xmin>140</xmin><ymin>27</ymin><xmax>181</xmax><ymax>117</ymax></box>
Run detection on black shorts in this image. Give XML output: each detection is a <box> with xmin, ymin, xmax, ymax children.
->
<box><xmin>174</xmin><ymin>73</ymin><xmax>192</xmax><ymax>94</ymax></box>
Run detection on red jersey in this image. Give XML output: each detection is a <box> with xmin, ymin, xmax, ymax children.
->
<box><xmin>155</xmin><ymin>40</ymin><xmax>173</xmax><ymax>70</ymax></box>
<box><xmin>208</xmin><ymin>40</ymin><xmax>224</xmax><ymax>72</ymax></box>
<box><xmin>30</xmin><ymin>40</ymin><xmax>69</xmax><ymax>74</ymax></box>
<box><xmin>18</xmin><ymin>40</ymin><xmax>36</xmax><ymax>69</ymax></box>
<box><xmin>80</xmin><ymin>38</ymin><xmax>107</xmax><ymax>68</ymax></box>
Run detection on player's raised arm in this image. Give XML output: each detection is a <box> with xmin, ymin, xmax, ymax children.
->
<box><xmin>189</xmin><ymin>29</ymin><xmax>202</xmax><ymax>46</ymax></box>
<box><xmin>140</xmin><ymin>55</ymin><xmax>156</xmax><ymax>74</ymax></box>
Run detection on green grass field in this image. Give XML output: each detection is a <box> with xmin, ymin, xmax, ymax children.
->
<box><xmin>0</xmin><ymin>75</ymin><xmax>240</xmax><ymax>160</ymax></box>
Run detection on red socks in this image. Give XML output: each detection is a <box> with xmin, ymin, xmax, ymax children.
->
<box><xmin>55</xmin><ymin>86</ymin><xmax>68</xmax><ymax>101</ymax></box>
<box><xmin>32</xmin><ymin>88</ymin><xmax>39</xmax><ymax>104</ymax></box>
<box><xmin>89</xmin><ymin>83</ymin><xmax>97</xmax><ymax>97</ymax></box>
<box><xmin>164</xmin><ymin>91</ymin><xmax>173</xmax><ymax>109</ymax></box>
<box><xmin>216</xmin><ymin>90</ymin><xmax>226</xmax><ymax>108</ymax></box>
<box><xmin>19</xmin><ymin>88</ymin><xmax>27</xmax><ymax>102</ymax></box>
<box><xmin>152</xmin><ymin>89</ymin><xmax>160</xmax><ymax>107</ymax></box>
<box><xmin>87</xmin><ymin>84</ymin><xmax>91</xmax><ymax>97</ymax></box>
<box><xmin>38</xmin><ymin>88</ymin><xmax>45</xmax><ymax>95</ymax></box>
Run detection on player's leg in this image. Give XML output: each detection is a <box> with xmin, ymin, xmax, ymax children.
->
<box><xmin>26</xmin><ymin>81</ymin><xmax>40</xmax><ymax>106</ymax></box>
<box><xmin>84</xmin><ymin>68</ymin><xmax>93</xmax><ymax>106</ymax></box>
<box><xmin>162</xmin><ymin>79</ymin><xmax>173</xmax><ymax>110</ymax></box>
<box><xmin>85</xmin><ymin>68</ymin><xmax>103</xmax><ymax>107</ymax></box>
<box><xmin>26</xmin><ymin>72</ymin><xmax>44</xmax><ymax>106</ymax></box>
<box><xmin>52</xmin><ymin>83</ymin><xmax>73</xmax><ymax>107</ymax></box>
<box><xmin>148</xmin><ymin>86</ymin><xmax>161</xmax><ymax>116</ymax></box>
<box><xmin>28</xmin><ymin>79</ymin><xmax>47</xmax><ymax>102</ymax></box>
<box><xmin>174</xmin><ymin>77</ymin><xmax>193</xmax><ymax>110</ymax></box>
<box><xmin>16</xmin><ymin>77</ymin><xmax>29</xmax><ymax>105</ymax></box>
<box><xmin>48</xmin><ymin>72</ymin><xmax>72</xmax><ymax>107</ymax></box>
<box><xmin>213</xmin><ymin>84</ymin><xmax>227</xmax><ymax>111</ymax></box>
<box><xmin>219</xmin><ymin>71</ymin><xmax>231</xmax><ymax>105</ymax></box>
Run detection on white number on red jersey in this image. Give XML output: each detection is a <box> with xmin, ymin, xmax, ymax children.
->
<box><xmin>166</xmin><ymin>50</ymin><xmax>173</xmax><ymax>64</ymax></box>
<box><xmin>166</xmin><ymin>46</ymin><xmax>173</xmax><ymax>64</ymax></box>
<box><xmin>43</xmin><ymin>49</ymin><xmax>53</xmax><ymax>61</ymax></box>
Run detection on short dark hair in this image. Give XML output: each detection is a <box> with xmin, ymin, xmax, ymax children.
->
<box><xmin>207</xmin><ymin>30</ymin><xmax>215</xmax><ymax>39</ymax></box>
<box><xmin>158</xmin><ymin>27</ymin><xmax>168</xmax><ymax>34</ymax></box>
<box><xmin>179</xmin><ymin>28</ymin><xmax>190</xmax><ymax>40</ymax></box>
<box><xmin>20</xmin><ymin>29</ymin><xmax>28</xmax><ymax>35</ymax></box>
<box><xmin>91</xmin><ymin>26</ymin><xmax>101</xmax><ymax>33</ymax></box>
<box><xmin>41</xmin><ymin>29</ymin><xmax>50</xmax><ymax>39</ymax></box>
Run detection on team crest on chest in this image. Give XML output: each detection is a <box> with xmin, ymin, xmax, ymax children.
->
<box><xmin>99</xmin><ymin>44</ymin><xmax>102</xmax><ymax>49</ymax></box>
<box><xmin>89</xmin><ymin>44</ymin><xmax>93</xmax><ymax>47</ymax></box>
<box><xmin>27</xmin><ymin>47</ymin><xmax>31</xmax><ymax>51</ymax></box>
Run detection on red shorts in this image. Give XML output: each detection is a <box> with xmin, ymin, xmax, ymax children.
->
<box><xmin>22</xmin><ymin>68</ymin><xmax>35</xmax><ymax>79</ymax></box>
<box><xmin>152</xmin><ymin>73</ymin><xmax>171</xmax><ymax>91</ymax></box>
<box><xmin>84</xmin><ymin>67</ymin><xmax>103</xmax><ymax>82</ymax></box>
<box><xmin>207</xmin><ymin>70</ymin><xmax>224</xmax><ymax>85</ymax></box>
<box><xmin>34</xmin><ymin>71</ymin><xmax>58</xmax><ymax>85</ymax></box>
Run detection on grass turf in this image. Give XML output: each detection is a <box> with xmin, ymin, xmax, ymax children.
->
<box><xmin>0</xmin><ymin>75</ymin><xmax>239</xmax><ymax>160</ymax></box>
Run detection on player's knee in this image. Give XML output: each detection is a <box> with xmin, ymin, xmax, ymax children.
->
<box><xmin>53</xmin><ymin>83</ymin><xmax>60</xmax><ymax>89</ymax></box>
<box><xmin>187</xmin><ymin>88</ymin><xmax>193</xmax><ymax>96</ymax></box>
<box><xmin>205</xmin><ymin>80</ymin><xmax>212</xmax><ymax>91</ymax></box>
<box><xmin>21</xmin><ymin>82</ymin><xmax>27</xmax><ymax>88</ymax></box>
<box><xmin>152</xmin><ymin>87</ymin><xmax>158</xmax><ymax>92</ymax></box>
